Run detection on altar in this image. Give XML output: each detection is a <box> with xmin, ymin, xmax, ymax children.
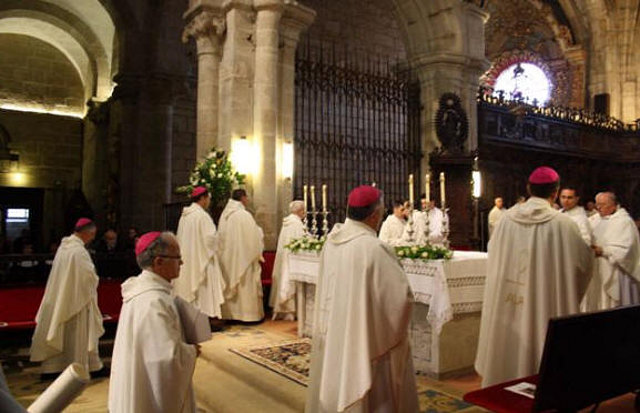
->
<box><xmin>288</xmin><ymin>250</ymin><xmax>488</xmax><ymax>379</ymax></box>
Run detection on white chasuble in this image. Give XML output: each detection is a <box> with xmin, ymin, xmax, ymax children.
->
<box><xmin>218</xmin><ymin>199</ymin><xmax>265</xmax><ymax>321</ymax></box>
<box><xmin>487</xmin><ymin>206</ymin><xmax>505</xmax><ymax>238</ymax></box>
<box><xmin>269</xmin><ymin>214</ymin><xmax>306</xmax><ymax>318</ymax></box>
<box><xmin>109</xmin><ymin>270</ymin><xmax>197</xmax><ymax>413</ymax></box>
<box><xmin>306</xmin><ymin>219</ymin><xmax>419</xmax><ymax>413</ymax></box>
<box><xmin>378</xmin><ymin>215</ymin><xmax>406</xmax><ymax>246</ymax></box>
<box><xmin>475</xmin><ymin>197</ymin><xmax>593</xmax><ymax>387</ymax></box>
<box><xmin>173</xmin><ymin>203</ymin><xmax>226</xmax><ymax>318</ymax></box>
<box><xmin>30</xmin><ymin>234</ymin><xmax>104</xmax><ymax>374</ymax></box>
<box><xmin>561</xmin><ymin>206</ymin><xmax>593</xmax><ymax>246</ymax></box>
<box><xmin>586</xmin><ymin>208</ymin><xmax>640</xmax><ymax>310</ymax></box>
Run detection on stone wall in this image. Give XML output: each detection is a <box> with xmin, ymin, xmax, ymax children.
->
<box><xmin>0</xmin><ymin>34</ymin><xmax>84</xmax><ymax>115</ymax></box>
<box><xmin>300</xmin><ymin>0</ymin><xmax>406</xmax><ymax>61</ymax></box>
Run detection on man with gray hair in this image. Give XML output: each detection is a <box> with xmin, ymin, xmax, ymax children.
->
<box><xmin>270</xmin><ymin>200</ymin><xmax>307</xmax><ymax>320</ymax></box>
<box><xmin>584</xmin><ymin>192</ymin><xmax>640</xmax><ymax>310</ymax></box>
<box><xmin>109</xmin><ymin>232</ymin><xmax>198</xmax><ymax>412</ymax></box>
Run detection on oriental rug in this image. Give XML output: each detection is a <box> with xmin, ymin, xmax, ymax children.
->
<box><xmin>229</xmin><ymin>338</ymin><xmax>311</xmax><ymax>386</ymax></box>
<box><xmin>230</xmin><ymin>338</ymin><xmax>477</xmax><ymax>412</ymax></box>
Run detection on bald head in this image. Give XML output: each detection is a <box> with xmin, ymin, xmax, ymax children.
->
<box><xmin>595</xmin><ymin>192</ymin><xmax>618</xmax><ymax>217</ymax></box>
<box><xmin>289</xmin><ymin>200</ymin><xmax>305</xmax><ymax>218</ymax></box>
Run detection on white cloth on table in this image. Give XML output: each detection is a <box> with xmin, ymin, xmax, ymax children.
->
<box><xmin>218</xmin><ymin>199</ymin><xmax>264</xmax><ymax>322</ymax></box>
<box><xmin>475</xmin><ymin>197</ymin><xmax>593</xmax><ymax>387</ymax></box>
<box><xmin>108</xmin><ymin>270</ymin><xmax>197</xmax><ymax>413</ymax></box>
<box><xmin>173</xmin><ymin>202</ymin><xmax>226</xmax><ymax>318</ymax></box>
<box><xmin>306</xmin><ymin>219</ymin><xmax>419</xmax><ymax>413</ymax></box>
<box><xmin>30</xmin><ymin>234</ymin><xmax>104</xmax><ymax>374</ymax></box>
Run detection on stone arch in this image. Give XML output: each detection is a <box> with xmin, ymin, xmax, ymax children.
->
<box><xmin>0</xmin><ymin>0</ymin><xmax>117</xmax><ymax>112</ymax></box>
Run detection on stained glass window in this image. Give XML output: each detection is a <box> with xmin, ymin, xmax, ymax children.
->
<box><xmin>493</xmin><ymin>63</ymin><xmax>551</xmax><ymax>106</ymax></box>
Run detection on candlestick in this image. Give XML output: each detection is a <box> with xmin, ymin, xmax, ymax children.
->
<box><xmin>409</xmin><ymin>174</ymin><xmax>414</xmax><ymax>206</ymax></box>
<box><xmin>322</xmin><ymin>184</ymin><xmax>327</xmax><ymax>211</ymax></box>
<box><xmin>425</xmin><ymin>173</ymin><xmax>431</xmax><ymax>203</ymax></box>
<box><xmin>303</xmin><ymin>184</ymin><xmax>308</xmax><ymax>213</ymax></box>
<box><xmin>310</xmin><ymin>185</ymin><xmax>316</xmax><ymax>211</ymax></box>
<box><xmin>439</xmin><ymin>172</ymin><xmax>446</xmax><ymax>209</ymax></box>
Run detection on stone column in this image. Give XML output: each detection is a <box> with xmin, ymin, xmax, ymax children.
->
<box><xmin>183</xmin><ymin>6</ymin><xmax>225</xmax><ymax>159</ymax></box>
<box><xmin>252</xmin><ymin>0</ymin><xmax>284</xmax><ymax>249</ymax></box>
<box><xmin>276</xmin><ymin>3</ymin><xmax>315</xmax><ymax>234</ymax></box>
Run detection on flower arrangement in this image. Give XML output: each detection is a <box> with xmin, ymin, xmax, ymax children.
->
<box><xmin>177</xmin><ymin>148</ymin><xmax>245</xmax><ymax>208</ymax></box>
<box><xmin>284</xmin><ymin>236</ymin><xmax>326</xmax><ymax>253</ymax></box>
<box><xmin>394</xmin><ymin>244</ymin><xmax>453</xmax><ymax>260</ymax></box>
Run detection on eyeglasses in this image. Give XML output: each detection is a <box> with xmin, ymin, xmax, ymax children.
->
<box><xmin>157</xmin><ymin>255</ymin><xmax>182</xmax><ymax>260</ymax></box>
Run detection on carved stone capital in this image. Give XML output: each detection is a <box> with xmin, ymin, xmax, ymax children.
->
<box><xmin>183</xmin><ymin>10</ymin><xmax>226</xmax><ymax>55</ymax></box>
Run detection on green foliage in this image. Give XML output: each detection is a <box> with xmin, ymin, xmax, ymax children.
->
<box><xmin>394</xmin><ymin>244</ymin><xmax>453</xmax><ymax>260</ymax></box>
<box><xmin>177</xmin><ymin>148</ymin><xmax>245</xmax><ymax>208</ymax></box>
<box><xmin>284</xmin><ymin>236</ymin><xmax>326</xmax><ymax>253</ymax></box>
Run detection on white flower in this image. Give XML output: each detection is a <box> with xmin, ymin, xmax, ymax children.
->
<box><xmin>397</xmin><ymin>250</ymin><xmax>405</xmax><ymax>256</ymax></box>
<box><xmin>421</xmin><ymin>252</ymin><xmax>428</xmax><ymax>258</ymax></box>
<box><xmin>314</xmin><ymin>244</ymin><xmax>321</xmax><ymax>250</ymax></box>
<box><xmin>411</xmin><ymin>246</ymin><xmax>419</xmax><ymax>253</ymax></box>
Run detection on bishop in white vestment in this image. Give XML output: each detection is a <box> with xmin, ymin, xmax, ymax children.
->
<box><xmin>270</xmin><ymin>200</ymin><xmax>306</xmax><ymax>320</ymax></box>
<box><xmin>30</xmin><ymin>218</ymin><xmax>104</xmax><ymax>376</ymax></box>
<box><xmin>475</xmin><ymin>167</ymin><xmax>593</xmax><ymax>387</ymax></box>
<box><xmin>173</xmin><ymin>187</ymin><xmax>226</xmax><ymax>318</ymax></box>
<box><xmin>218</xmin><ymin>189</ymin><xmax>265</xmax><ymax>322</ymax></box>
<box><xmin>307</xmin><ymin>185</ymin><xmax>419</xmax><ymax>413</ymax></box>
<box><xmin>585</xmin><ymin>192</ymin><xmax>640</xmax><ymax>310</ymax></box>
<box><xmin>378</xmin><ymin>200</ymin><xmax>407</xmax><ymax>246</ymax></box>
<box><xmin>109</xmin><ymin>232</ymin><xmax>197</xmax><ymax>413</ymax></box>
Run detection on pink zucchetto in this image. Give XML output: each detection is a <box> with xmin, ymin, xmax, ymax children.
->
<box><xmin>348</xmin><ymin>185</ymin><xmax>381</xmax><ymax>208</ymax></box>
<box><xmin>528</xmin><ymin>166</ymin><xmax>559</xmax><ymax>185</ymax></box>
<box><xmin>74</xmin><ymin>218</ymin><xmax>94</xmax><ymax>231</ymax></box>
<box><xmin>135</xmin><ymin>231</ymin><xmax>162</xmax><ymax>257</ymax></box>
<box><xmin>191</xmin><ymin>186</ymin><xmax>208</xmax><ymax>198</ymax></box>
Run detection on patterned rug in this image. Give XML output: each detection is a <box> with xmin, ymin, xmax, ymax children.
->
<box><xmin>229</xmin><ymin>338</ymin><xmax>311</xmax><ymax>386</ymax></box>
<box><xmin>229</xmin><ymin>339</ymin><xmax>475</xmax><ymax>412</ymax></box>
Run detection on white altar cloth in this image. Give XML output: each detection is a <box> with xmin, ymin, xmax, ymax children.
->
<box><xmin>288</xmin><ymin>250</ymin><xmax>487</xmax><ymax>335</ymax></box>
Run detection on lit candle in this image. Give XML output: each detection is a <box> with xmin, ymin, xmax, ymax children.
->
<box><xmin>303</xmin><ymin>185</ymin><xmax>308</xmax><ymax>213</ymax></box>
<box><xmin>310</xmin><ymin>185</ymin><xmax>316</xmax><ymax>211</ymax></box>
<box><xmin>440</xmin><ymin>172</ymin><xmax>446</xmax><ymax>209</ymax></box>
<box><xmin>371</xmin><ymin>181</ymin><xmax>376</xmax><ymax>188</ymax></box>
<box><xmin>322</xmin><ymin>184</ymin><xmax>327</xmax><ymax>211</ymax></box>
<box><xmin>425</xmin><ymin>173</ymin><xmax>431</xmax><ymax>203</ymax></box>
<box><xmin>409</xmin><ymin>174</ymin><xmax>414</xmax><ymax>206</ymax></box>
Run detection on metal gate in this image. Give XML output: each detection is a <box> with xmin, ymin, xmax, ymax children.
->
<box><xmin>294</xmin><ymin>43</ymin><xmax>422</xmax><ymax>226</ymax></box>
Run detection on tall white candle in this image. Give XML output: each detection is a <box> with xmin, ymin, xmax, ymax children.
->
<box><xmin>440</xmin><ymin>172</ymin><xmax>446</xmax><ymax>209</ymax></box>
<box><xmin>409</xmin><ymin>174</ymin><xmax>414</xmax><ymax>206</ymax></box>
<box><xmin>322</xmin><ymin>184</ymin><xmax>327</xmax><ymax>211</ymax></box>
<box><xmin>310</xmin><ymin>185</ymin><xmax>316</xmax><ymax>211</ymax></box>
<box><xmin>425</xmin><ymin>173</ymin><xmax>431</xmax><ymax>203</ymax></box>
<box><xmin>303</xmin><ymin>185</ymin><xmax>308</xmax><ymax>213</ymax></box>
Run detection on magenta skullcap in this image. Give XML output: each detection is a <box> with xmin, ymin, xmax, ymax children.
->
<box><xmin>191</xmin><ymin>186</ymin><xmax>208</xmax><ymax>198</ymax></box>
<box><xmin>528</xmin><ymin>166</ymin><xmax>559</xmax><ymax>184</ymax></box>
<box><xmin>348</xmin><ymin>185</ymin><xmax>381</xmax><ymax>208</ymax></box>
<box><xmin>135</xmin><ymin>231</ymin><xmax>162</xmax><ymax>257</ymax></box>
<box><xmin>74</xmin><ymin>218</ymin><xmax>93</xmax><ymax>231</ymax></box>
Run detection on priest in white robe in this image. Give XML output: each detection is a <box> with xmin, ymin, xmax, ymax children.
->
<box><xmin>173</xmin><ymin>186</ymin><xmax>226</xmax><ymax>318</ymax></box>
<box><xmin>307</xmin><ymin>185</ymin><xmax>419</xmax><ymax>413</ymax></box>
<box><xmin>487</xmin><ymin>197</ymin><xmax>505</xmax><ymax>238</ymax></box>
<box><xmin>378</xmin><ymin>200</ymin><xmax>407</xmax><ymax>246</ymax></box>
<box><xmin>270</xmin><ymin>200</ymin><xmax>306</xmax><ymax>320</ymax></box>
<box><xmin>109</xmin><ymin>232</ymin><xmax>198</xmax><ymax>413</ymax></box>
<box><xmin>559</xmin><ymin>187</ymin><xmax>592</xmax><ymax>246</ymax></box>
<box><xmin>584</xmin><ymin>192</ymin><xmax>640</xmax><ymax>310</ymax></box>
<box><xmin>475</xmin><ymin>167</ymin><xmax>593</xmax><ymax>387</ymax></box>
<box><xmin>218</xmin><ymin>189</ymin><xmax>265</xmax><ymax>322</ymax></box>
<box><xmin>30</xmin><ymin>218</ymin><xmax>105</xmax><ymax>379</ymax></box>
<box><xmin>412</xmin><ymin>200</ymin><xmax>445</xmax><ymax>244</ymax></box>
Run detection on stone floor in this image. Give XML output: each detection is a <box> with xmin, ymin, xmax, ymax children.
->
<box><xmin>2</xmin><ymin>320</ymin><xmax>637</xmax><ymax>412</ymax></box>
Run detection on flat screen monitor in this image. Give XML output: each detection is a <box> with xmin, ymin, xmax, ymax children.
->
<box><xmin>534</xmin><ymin>305</ymin><xmax>640</xmax><ymax>411</ymax></box>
